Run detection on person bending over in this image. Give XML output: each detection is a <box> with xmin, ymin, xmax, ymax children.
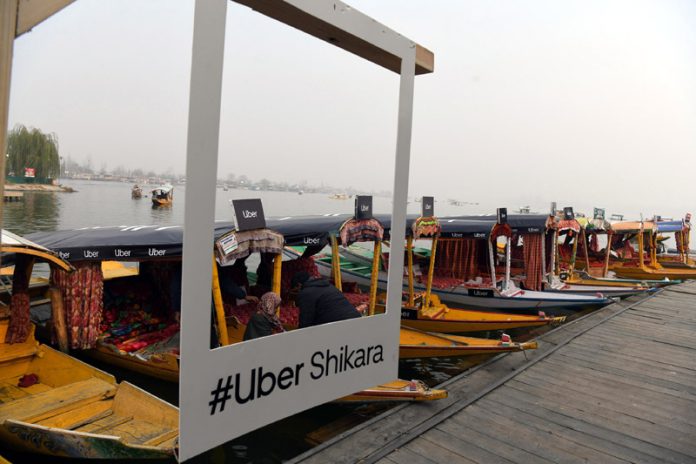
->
<box><xmin>290</xmin><ymin>272</ymin><xmax>362</xmax><ymax>329</ymax></box>
<box><xmin>243</xmin><ymin>292</ymin><xmax>285</xmax><ymax>340</ymax></box>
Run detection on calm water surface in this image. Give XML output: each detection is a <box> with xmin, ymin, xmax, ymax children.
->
<box><xmin>3</xmin><ymin>179</ymin><xmax>494</xmax><ymax>235</ymax></box>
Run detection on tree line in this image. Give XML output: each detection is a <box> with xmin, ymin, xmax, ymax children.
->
<box><xmin>5</xmin><ymin>125</ymin><xmax>60</xmax><ymax>179</ymax></box>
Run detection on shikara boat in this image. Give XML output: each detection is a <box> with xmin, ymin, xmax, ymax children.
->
<box><xmin>557</xmin><ymin>215</ymin><xmax>678</xmax><ymax>287</ymax></box>
<box><xmin>398</xmin><ymin>326</ymin><xmax>537</xmax><ymax>359</ymax></box>
<box><xmin>27</xmin><ymin>214</ymin><xmax>448</xmax><ymax>401</ymax></box>
<box><xmin>131</xmin><ymin>184</ymin><xmax>142</xmax><ymax>199</ymax></box>
<box><xmin>385</xmin><ymin>211</ymin><xmax>564</xmax><ymax>332</ymax></box>
<box><xmin>608</xmin><ymin>221</ymin><xmax>696</xmax><ymax>281</ymax></box>
<box><xmin>549</xmin><ymin>211</ymin><xmax>652</xmax><ymax>297</ymax></box>
<box><xmin>0</xmin><ymin>231</ymin><xmax>178</xmax><ymax>459</ymax></box>
<box><xmin>264</xmin><ymin>212</ymin><xmax>539</xmax><ymax>356</ymax></box>
<box><xmin>393</xmin><ymin>294</ymin><xmax>564</xmax><ymax>333</ymax></box>
<box><xmin>289</xmin><ymin>214</ymin><xmax>611</xmax><ymax>311</ymax></box>
<box><xmin>653</xmin><ymin>217</ymin><xmax>695</xmax><ymax>269</ymax></box>
<box><xmin>151</xmin><ymin>184</ymin><xmax>173</xmax><ymax>207</ymax></box>
<box><xmin>338</xmin><ymin>379</ymin><xmax>446</xmax><ymax>402</ymax></box>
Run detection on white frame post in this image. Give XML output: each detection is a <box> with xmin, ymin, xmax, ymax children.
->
<box><xmin>179</xmin><ymin>0</ymin><xmax>424</xmax><ymax>461</ymax></box>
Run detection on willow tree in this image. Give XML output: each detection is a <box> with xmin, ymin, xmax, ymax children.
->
<box><xmin>6</xmin><ymin>125</ymin><xmax>61</xmax><ymax>179</ymax></box>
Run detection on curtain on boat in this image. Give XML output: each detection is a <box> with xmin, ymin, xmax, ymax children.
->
<box><xmin>545</xmin><ymin>230</ymin><xmax>555</xmax><ymax>273</ymax></box>
<box><xmin>5</xmin><ymin>255</ymin><xmax>34</xmax><ymax>344</ymax></box>
<box><xmin>52</xmin><ymin>262</ymin><xmax>104</xmax><ymax>349</ymax></box>
<box><xmin>434</xmin><ymin>239</ymin><xmax>479</xmax><ymax>281</ymax></box>
<box><xmin>522</xmin><ymin>233</ymin><xmax>543</xmax><ymax>291</ymax></box>
<box><xmin>589</xmin><ymin>233</ymin><xmax>599</xmax><ymax>253</ymax></box>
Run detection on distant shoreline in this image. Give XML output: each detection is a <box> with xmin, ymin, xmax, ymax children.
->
<box><xmin>5</xmin><ymin>183</ymin><xmax>76</xmax><ymax>193</ymax></box>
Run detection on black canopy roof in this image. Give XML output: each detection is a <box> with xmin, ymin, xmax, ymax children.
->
<box><xmin>26</xmin><ymin>213</ymin><xmax>550</xmax><ymax>263</ymax></box>
<box><xmin>442</xmin><ymin>214</ymin><xmax>551</xmax><ymax>234</ymax></box>
<box><xmin>25</xmin><ymin>214</ymin><xmax>388</xmax><ymax>262</ymax></box>
<box><xmin>437</xmin><ymin>219</ymin><xmax>493</xmax><ymax>239</ymax></box>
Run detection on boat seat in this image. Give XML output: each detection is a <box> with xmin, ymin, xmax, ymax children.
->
<box><xmin>0</xmin><ymin>342</ymin><xmax>38</xmax><ymax>364</ymax></box>
<box><xmin>0</xmin><ymin>377</ymin><xmax>116</xmax><ymax>424</ymax></box>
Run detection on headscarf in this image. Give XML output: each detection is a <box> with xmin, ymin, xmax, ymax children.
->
<box><xmin>258</xmin><ymin>292</ymin><xmax>284</xmax><ymax>333</ymax></box>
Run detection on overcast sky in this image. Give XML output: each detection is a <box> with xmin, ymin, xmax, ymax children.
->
<box><xmin>8</xmin><ymin>0</ymin><xmax>696</xmax><ymax>217</ymax></box>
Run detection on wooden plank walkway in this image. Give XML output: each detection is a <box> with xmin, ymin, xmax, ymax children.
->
<box><xmin>291</xmin><ymin>281</ymin><xmax>696</xmax><ymax>464</ymax></box>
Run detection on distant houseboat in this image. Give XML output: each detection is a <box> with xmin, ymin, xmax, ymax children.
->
<box><xmin>131</xmin><ymin>184</ymin><xmax>142</xmax><ymax>199</ymax></box>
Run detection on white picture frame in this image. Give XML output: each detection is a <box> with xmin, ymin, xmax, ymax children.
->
<box><xmin>179</xmin><ymin>0</ymin><xmax>427</xmax><ymax>460</ymax></box>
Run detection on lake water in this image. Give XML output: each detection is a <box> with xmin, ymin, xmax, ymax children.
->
<box><xmin>2</xmin><ymin>179</ymin><xmax>494</xmax><ymax>236</ymax></box>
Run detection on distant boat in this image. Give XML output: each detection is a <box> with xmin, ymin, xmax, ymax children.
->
<box><xmin>329</xmin><ymin>193</ymin><xmax>350</xmax><ymax>200</ymax></box>
<box><xmin>298</xmin><ymin>190</ymin><xmax>304</xmax><ymax>195</ymax></box>
<box><xmin>131</xmin><ymin>184</ymin><xmax>142</xmax><ymax>199</ymax></box>
<box><xmin>151</xmin><ymin>184</ymin><xmax>173</xmax><ymax>207</ymax></box>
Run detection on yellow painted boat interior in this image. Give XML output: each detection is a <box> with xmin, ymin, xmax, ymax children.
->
<box><xmin>0</xmin><ymin>320</ymin><xmax>178</xmax><ymax>458</ymax></box>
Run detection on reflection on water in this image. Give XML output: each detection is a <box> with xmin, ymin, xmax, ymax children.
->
<box><xmin>3</xmin><ymin>191</ymin><xmax>61</xmax><ymax>235</ymax></box>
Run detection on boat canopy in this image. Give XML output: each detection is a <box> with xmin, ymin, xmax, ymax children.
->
<box><xmin>27</xmin><ymin>224</ymin><xmax>231</xmax><ymax>262</ymax></box>
<box><xmin>438</xmin><ymin>219</ymin><xmax>494</xmax><ymax>239</ymax></box>
<box><xmin>656</xmin><ymin>220</ymin><xmax>686</xmax><ymax>233</ymax></box>
<box><xmin>557</xmin><ymin>218</ymin><xmax>581</xmax><ymax>234</ymax></box>
<box><xmin>1</xmin><ymin>229</ymin><xmax>73</xmax><ymax>271</ymax></box>
<box><xmin>442</xmin><ymin>214</ymin><xmax>553</xmax><ymax>234</ymax></box>
<box><xmin>152</xmin><ymin>184</ymin><xmax>173</xmax><ymax>195</ymax></box>
<box><xmin>579</xmin><ymin>216</ymin><xmax>612</xmax><ymax>232</ymax></box>
<box><xmin>26</xmin><ymin>215</ymin><xmax>372</xmax><ymax>262</ymax></box>
<box><xmin>611</xmin><ymin>221</ymin><xmax>657</xmax><ymax>233</ymax></box>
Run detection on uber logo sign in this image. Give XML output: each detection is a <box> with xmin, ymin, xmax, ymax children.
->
<box><xmin>355</xmin><ymin>195</ymin><xmax>373</xmax><ymax>220</ymax></box>
<box><xmin>232</xmin><ymin>199</ymin><xmax>266</xmax><ymax>231</ymax></box>
<box><xmin>422</xmin><ymin>196</ymin><xmax>434</xmax><ymax>217</ymax></box>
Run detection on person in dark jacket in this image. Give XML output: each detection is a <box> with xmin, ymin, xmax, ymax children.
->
<box><xmin>290</xmin><ymin>272</ymin><xmax>362</xmax><ymax>329</ymax></box>
<box><xmin>243</xmin><ymin>292</ymin><xmax>284</xmax><ymax>341</ymax></box>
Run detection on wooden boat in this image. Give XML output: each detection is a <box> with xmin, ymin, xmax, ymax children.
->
<box><xmin>549</xmin><ymin>212</ymin><xmax>652</xmax><ymax>297</ymax></box>
<box><xmin>653</xmin><ymin>217</ymin><xmax>696</xmax><ymax>269</ymax></box>
<box><xmin>555</xmin><ymin>216</ymin><xmax>679</xmax><ymax>287</ymax></box>
<box><xmin>608</xmin><ymin>221</ymin><xmax>696</xmax><ymax>281</ymax></box>
<box><xmin>264</xmin><ymin>211</ymin><xmax>540</xmax><ymax>358</ymax></box>
<box><xmin>338</xmin><ymin>379</ymin><xmax>446</xmax><ymax>402</ymax></box>
<box><xmin>286</xmin><ymin>214</ymin><xmax>612</xmax><ymax>311</ymax></box>
<box><xmin>392</xmin><ymin>294</ymin><xmax>564</xmax><ymax>333</ymax></box>
<box><xmin>150</xmin><ymin>184</ymin><xmax>173</xmax><ymax>207</ymax></box>
<box><xmin>27</xmin><ymin>217</ymin><xmax>448</xmax><ymax>402</ymax></box>
<box><xmin>398</xmin><ymin>326</ymin><xmax>537</xmax><ymax>359</ymax></box>
<box><xmin>130</xmin><ymin>184</ymin><xmax>142</xmax><ymax>199</ymax></box>
<box><xmin>383</xmin><ymin>211</ymin><xmax>564</xmax><ymax>332</ymax></box>
<box><xmin>0</xmin><ymin>231</ymin><xmax>178</xmax><ymax>459</ymax></box>
<box><xmin>0</xmin><ymin>324</ymin><xmax>178</xmax><ymax>459</ymax></box>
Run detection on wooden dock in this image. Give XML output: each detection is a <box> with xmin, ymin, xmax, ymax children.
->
<box><xmin>291</xmin><ymin>282</ymin><xmax>696</xmax><ymax>464</ymax></box>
